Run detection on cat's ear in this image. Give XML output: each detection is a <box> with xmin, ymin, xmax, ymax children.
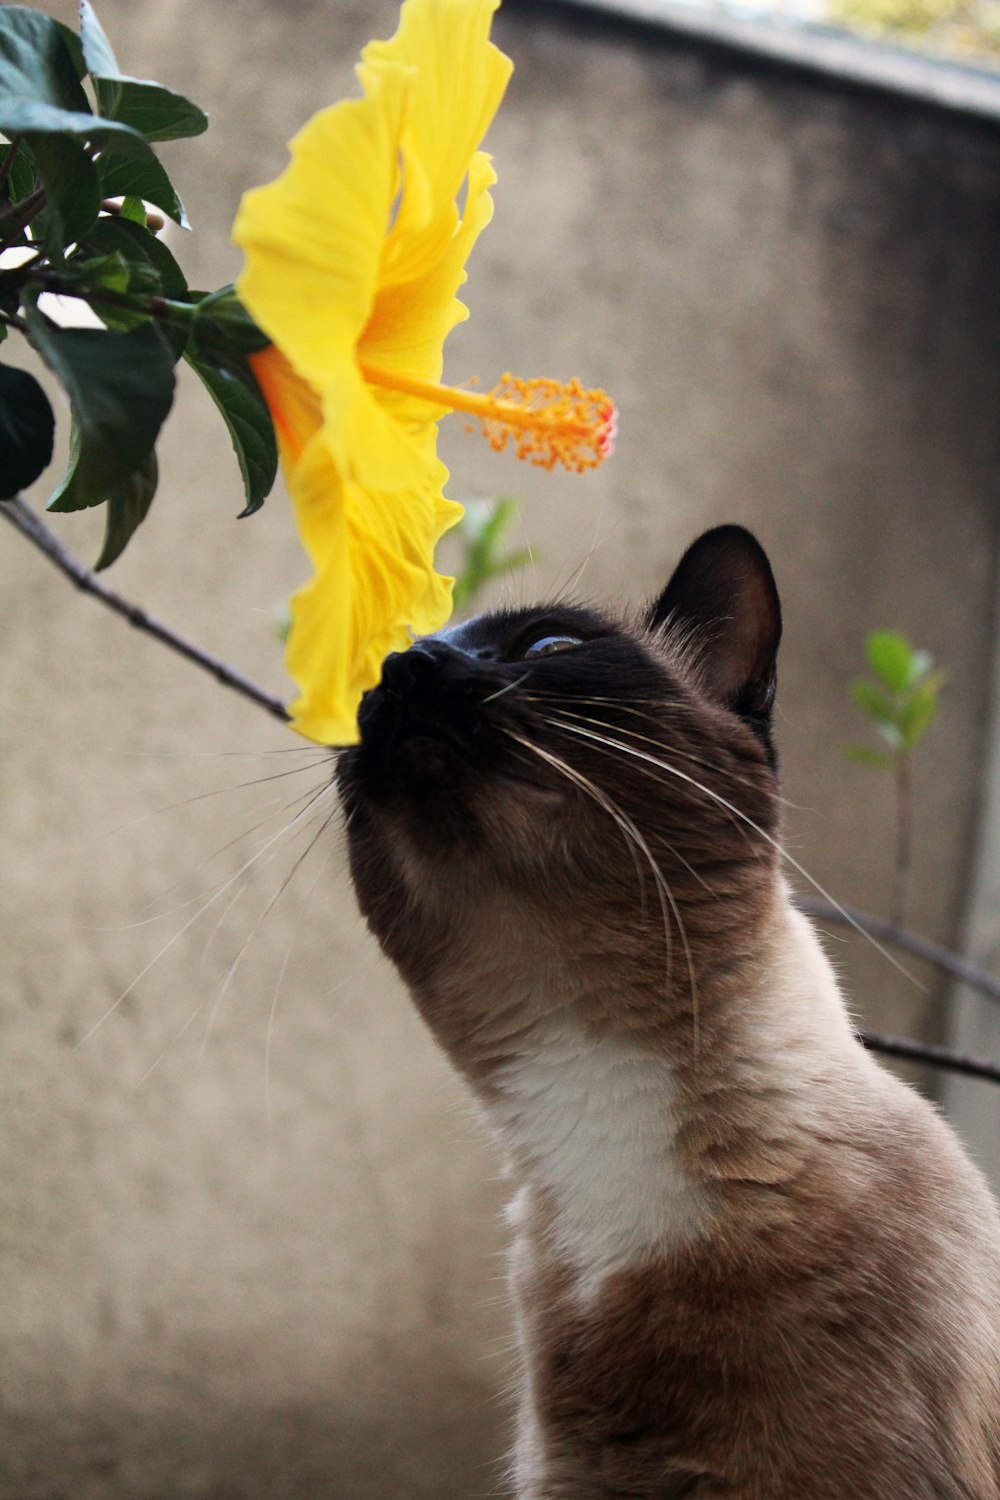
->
<box><xmin>647</xmin><ymin>525</ymin><xmax>782</xmax><ymax>730</ymax></box>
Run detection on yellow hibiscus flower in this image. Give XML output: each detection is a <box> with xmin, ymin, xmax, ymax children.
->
<box><xmin>234</xmin><ymin>0</ymin><xmax>615</xmax><ymax>746</ymax></box>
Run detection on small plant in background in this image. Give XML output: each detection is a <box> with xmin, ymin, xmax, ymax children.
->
<box><xmin>450</xmin><ymin>496</ymin><xmax>533</xmax><ymax>614</ymax></box>
<box><xmin>845</xmin><ymin>629</ymin><xmax>946</xmax><ymax>928</ymax></box>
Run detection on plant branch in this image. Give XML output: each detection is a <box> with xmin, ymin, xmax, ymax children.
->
<box><xmin>858</xmin><ymin>1030</ymin><xmax>1000</xmax><ymax>1086</ymax></box>
<box><xmin>3</xmin><ymin>493</ymin><xmax>999</xmax><ymax>1085</ymax></box>
<box><xmin>794</xmin><ymin>894</ymin><xmax>1000</xmax><ymax>1005</ymax></box>
<box><xmin>0</xmin><ymin>135</ymin><xmax>22</xmax><ymax>194</ymax></box>
<box><xmin>0</xmin><ymin>494</ymin><xmax>290</xmax><ymax>725</ymax></box>
<box><xmin>892</xmin><ymin>751</ymin><xmax>913</xmax><ymax>928</ymax></box>
<box><xmin>0</xmin><ymin>186</ymin><xmax>45</xmax><ymax>250</ymax></box>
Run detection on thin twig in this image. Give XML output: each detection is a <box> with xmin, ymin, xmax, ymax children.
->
<box><xmin>892</xmin><ymin>751</ymin><xmax>912</xmax><ymax>929</ymax></box>
<box><xmin>3</xmin><ymin>492</ymin><xmax>999</xmax><ymax>1085</ymax></box>
<box><xmin>0</xmin><ymin>494</ymin><xmax>290</xmax><ymax>725</ymax></box>
<box><xmin>859</xmin><ymin>1030</ymin><xmax>1000</xmax><ymax>1085</ymax></box>
<box><xmin>0</xmin><ymin>135</ymin><xmax>23</xmax><ymax>194</ymax></box>
<box><xmin>795</xmin><ymin>894</ymin><xmax>1000</xmax><ymax>1006</ymax></box>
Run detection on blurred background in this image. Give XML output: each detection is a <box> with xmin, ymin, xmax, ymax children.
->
<box><xmin>3</xmin><ymin>0</ymin><xmax>1000</xmax><ymax>1495</ymax></box>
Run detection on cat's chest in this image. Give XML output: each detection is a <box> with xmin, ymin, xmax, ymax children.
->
<box><xmin>488</xmin><ymin>1018</ymin><xmax>709</xmax><ymax>1292</ymax></box>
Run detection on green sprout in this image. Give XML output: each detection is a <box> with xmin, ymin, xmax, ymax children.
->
<box><xmin>451</xmin><ymin>496</ymin><xmax>534</xmax><ymax>614</ymax></box>
<box><xmin>845</xmin><ymin>630</ymin><xmax>946</xmax><ymax>927</ymax></box>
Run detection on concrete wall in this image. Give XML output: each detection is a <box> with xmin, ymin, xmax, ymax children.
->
<box><xmin>3</xmin><ymin>1</ymin><xmax>1000</xmax><ymax>1495</ymax></box>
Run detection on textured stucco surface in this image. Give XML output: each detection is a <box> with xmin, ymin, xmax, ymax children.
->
<box><xmin>3</xmin><ymin>1</ymin><xmax>1000</xmax><ymax>1496</ymax></box>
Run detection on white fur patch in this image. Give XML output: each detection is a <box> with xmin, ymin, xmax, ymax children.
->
<box><xmin>490</xmin><ymin>1018</ymin><xmax>707</xmax><ymax>1292</ymax></box>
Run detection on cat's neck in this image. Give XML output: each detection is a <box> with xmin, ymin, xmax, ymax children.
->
<box><xmin>481</xmin><ymin>883</ymin><xmax>878</xmax><ymax>1293</ymax></box>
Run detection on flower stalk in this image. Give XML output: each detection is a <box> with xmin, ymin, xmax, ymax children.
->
<box><xmin>359</xmin><ymin>364</ymin><xmax>617</xmax><ymax>473</ymax></box>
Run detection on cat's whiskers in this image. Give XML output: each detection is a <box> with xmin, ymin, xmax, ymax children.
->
<box><xmin>523</xmin><ymin>691</ymin><xmax>788</xmax><ymax>804</ymax></box>
<box><xmin>76</xmin><ymin>776</ymin><xmax>340</xmax><ymax>1050</ymax></box>
<box><xmin>548</xmin><ymin>717</ymin><xmax>921</xmax><ymax>988</ymax></box>
<box><xmin>198</xmin><ymin>782</ymin><xmax>341</xmax><ymax>1060</ymax></box>
<box><xmin>501</xmin><ymin>726</ymin><xmax>701</xmax><ymax>1056</ymax></box>
<box><xmin>133</xmin><ymin>771</ymin><xmax>338</xmax><ymax>920</ymax></box>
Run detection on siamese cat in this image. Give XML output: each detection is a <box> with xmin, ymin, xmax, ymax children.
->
<box><xmin>338</xmin><ymin>525</ymin><xmax>1000</xmax><ymax>1499</ymax></box>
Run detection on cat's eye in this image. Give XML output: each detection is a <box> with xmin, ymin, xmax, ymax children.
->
<box><xmin>523</xmin><ymin>634</ymin><xmax>582</xmax><ymax>658</ymax></box>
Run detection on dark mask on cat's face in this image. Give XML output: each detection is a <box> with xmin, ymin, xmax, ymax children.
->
<box><xmin>338</xmin><ymin>525</ymin><xmax>784</xmax><ymax>1057</ymax></box>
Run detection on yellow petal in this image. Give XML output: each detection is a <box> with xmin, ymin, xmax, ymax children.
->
<box><xmin>233</xmin><ymin>56</ymin><xmax>410</xmax><ymax>394</ymax></box>
<box><xmin>284</xmin><ymin>430</ymin><xmax>461</xmax><ymax>745</ymax></box>
<box><xmin>247</xmin><ymin>345</ymin><xmax>322</xmax><ymax>465</ymax></box>
<box><xmin>372</xmin><ymin>0</ymin><xmax>512</xmax><ymax>244</ymax></box>
<box><xmin>360</xmin><ymin>147</ymin><xmax>498</xmax><ymax>389</ymax></box>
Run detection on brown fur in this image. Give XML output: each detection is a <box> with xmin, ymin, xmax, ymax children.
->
<box><xmin>338</xmin><ymin>528</ymin><xmax>1000</xmax><ymax>1497</ymax></box>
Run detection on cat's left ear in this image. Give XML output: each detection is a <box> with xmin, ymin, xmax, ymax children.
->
<box><xmin>646</xmin><ymin>525</ymin><xmax>782</xmax><ymax>734</ymax></box>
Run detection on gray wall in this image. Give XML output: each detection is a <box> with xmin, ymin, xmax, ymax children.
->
<box><xmin>3</xmin><ymin>1</ymin><xmax>1000</xmax><ymax>1496</ymax></box>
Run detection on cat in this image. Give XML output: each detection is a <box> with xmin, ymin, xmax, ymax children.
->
<box><xmin>337</xmin><ymin>524</ymin><xmax>1000</xmax><ymax>1499</ymax></box>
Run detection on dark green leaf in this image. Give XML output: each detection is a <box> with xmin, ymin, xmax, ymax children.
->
<box><xmin>191</xmin><ymin>285</ymin><xmax>269</xmax><ymax>357</ymax></box>
<box><xmin>184</xmin><ymin>348</ymin><xmax>277</xmax><ymax>516</ymax></box>
<box><xmin>25</xmin><ymin>305</ymin><xmax>175</xmax><ymax>511</ymax></box>
<box><xmin>94</xmin><ymin>447</ymin><xmax>158</xmax><ymax>569</ymax></box>
<box><xmin>93</xmin><ymin>77</ymin><xmax>208</xmax><ymax>143</ymax></box>
<box><xmin>0</xmin><ymin>7</ymin><xmax>90</xmax><ymax>116</ymax></box>
<box><xmin>0</xmin><ymin>138</ymin><xmax>37</xmax><ymax>207</ymax></box>
<box><xmin>851</xmin><ymin>678</ymin><xmax>897</xmax><ymax>726</ymax></box>
<box><xmin>80</xmin><ymin>213</ymin><xmax>187</xmax><ymax>298</ymax></box>
<box><xmin>80</xmin><ymin>1</ymin><xmax>208</xmax><ymax>143</ymax></box>
<box><xmin>865</xmin><ymin>630</ymin><xmax>913</xmax><ymax>693</ymax></box>
<box><xmin>843</xmin><ymin>745</ymin><xmax>894</xmax><ymax>771</ymax></box>
<box><xmin>0</xmin><ymin>361</ymin><xmax>54</xmax><ymax>496</ymax></box>
<box><xmin>24</xmin><ymin>130</ymin><xmax>99</xmax><ymax>254</ymax></box>
<box><xmin>0</xmin><ymin>102</ymin><xmax>187</xmax><ymax>226</ymax></box>
<box><xmin>95</xmin><ymin>141</ymin><xmax>186</xmax><ymax>228</ymax></box>
<box><xmin>77</xmin><ymin>0</ymin><xmax>119</xmax><ymax>77</ymax></box>
<box><xmin>63</xmin><ymin>249</ymin><xmax>131</xmax><ymax>294</ymax></box>
<box><xmin>51</xmin><ymin>21</ymin><xmax>86</xmax><ymax>82</ymax></box>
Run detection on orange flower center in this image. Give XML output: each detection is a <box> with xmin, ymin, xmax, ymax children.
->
<box><xmin>360</xmin><ymin>364</ymin><xmax>617</xmax><ymax>474</ymax></box>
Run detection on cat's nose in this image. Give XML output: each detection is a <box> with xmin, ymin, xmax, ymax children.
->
<box><xmin>379</xmin><ymin>640</ymin><xmax>470</xmax><ymax>698</ymax></box>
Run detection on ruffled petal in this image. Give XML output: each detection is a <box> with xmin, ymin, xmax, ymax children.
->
<box><xmin>247</xmin><ymin>345</ymin><xmax>322</xmax><ymax>465</ymax></box>
<box><xmin>361</xmin><ymin>148</ymin><xmax>498</xmax><ymax>390</ymax></box>
<box><xmin>233</xmin><ymin>56</ymin><xmax>410</xmax><ymax>394</ymax></box>
<box><xmin>284</xmin><ymin>428</ymin><xmax>461</xmax><ymax>745</ymax></box>
<box><xmin>372</xmin><ymin>0</ymin><xmax>512</xmax><ymax>257</ymax></box>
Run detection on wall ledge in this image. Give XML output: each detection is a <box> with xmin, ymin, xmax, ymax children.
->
<box><xmin>508</xmin><ymin>0</ymin><xmax>1000</xmax><ymax>127</ymax></box>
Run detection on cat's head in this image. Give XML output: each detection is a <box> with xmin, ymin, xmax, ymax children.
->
<box><xmin>338</xmin><ymin>526</ymin><xmax>783</xmax><ymax>1059</ymax></box>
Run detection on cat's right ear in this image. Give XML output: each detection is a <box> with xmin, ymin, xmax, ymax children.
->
<box><xmin>646</xmin><ymin>525</ymin><xmax>782</xmax><ymax>738</ymax></box>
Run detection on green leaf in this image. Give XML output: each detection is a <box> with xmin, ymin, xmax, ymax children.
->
<box><xmin>907</xmin><ymin>649</ymin><xmax>934</xmax><ymax>686</ymax></box>
<box><xmin>80</xmin><ymin>213</ymin><xmax>187</xmax><ymax>298</ymax></box>
<box><xmin>865</xmin><ymin>630</ymin><xmax>913</xmax><ymax>693</ymax></box>
<box><xmin>25</xmin><ymin>305</ymin><xmax>175</xmax><ymax>511</ymax></box>
<box><xmin>95</xmin><ymin>141</ymin><xmax>186</xmax><ymax>228</ymax></box>
<box><xmin>23</xmin><ymin>130</ymin><xmax>99</xmax><ymax>254</ymax></box>
<box><xmin>843</xmin><ymin>745</ymin><xmax>894</xmax><ymax>771</ymax></box>
<box><xmin>77</xmin><ymin>0</ymin><xmax>119</xmax><ymax>76</ymax></box>
<box><xmin>183</xmin><ymin>348</ymin><xmax>276</xmax><ymax>516</ymax></box>
<box><xmin>190</xmin><ymin>285</ymin><xmax>269</xmax><ymax>356</ymax></box>
<box><xmin>93</xmin><ymin>77</ymin><xmax>208</xmax><ymax>143</ymax></box>
<box><xmin>118</xmin><ymin>194</ymin><xmax>145</xmax><ymax>224</ymax></box>
<box><xmin>874</xmin><ymin>720</ymin><xmax>904</xmax><ymax>753</ymax></box>
<box><xmin>0</xmin><ymin>7</ymin><xmax>91</xmax><ymax>117</ymax></box>
<box><xmin>80</xmin><ymin>1</ymin><xmax>208</xmax><ymax>144</ymax></box>
<box><xmin>851</xmin><ymin>678</ymin><xmax>897</xmax><ymax>726</ymax></box>
<box><xmin>899</xmin><ymin>681</ymin><xmax>941</xmax><ymax>749</ymax></box>
<box><xmin>0</xmin><ymin>138</ymin><xmax>37</xmax><ymax>208</ymax></box>
<box><xmin>0</xmin><ymin>362</ymin><xmax>54</xmax><ymax>496</ymax></box>
<box><xmin>94</xmin><ymin>447</ymin><xmax>158</xmax><ymax>569</ymax></box>
<box><xmin>51</xmin><ymin>21</ymin><xmax>86</xmax><ymax>82</ymax></box>
<box><xmin>0</xmin><ymin>101</ymin><xmax>188</xmax><ymax>226</ymax></box>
